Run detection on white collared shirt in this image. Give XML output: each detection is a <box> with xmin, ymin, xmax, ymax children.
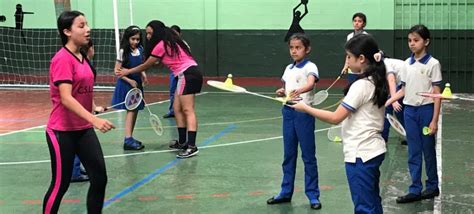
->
<box><xmin>384</xmin><ymin>58</ymin><xmax>405</xmax><ymax>86</ymax></box>
<box><xmin>340</xmin><ymin>78</ymin><xmax>386</xmax><ymax>163</ymax></box>
<box><xmin>282</xmin><ymin>59</ymin><xmax>319</xmax><ymax>105</ymax></box>
<box><xmin>401</xmin><ymin>54</ymin><xmax>443</xmax><ymax>106</ymax></box>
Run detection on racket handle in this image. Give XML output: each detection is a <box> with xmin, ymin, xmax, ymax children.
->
<box><xmin>285</xmin><ymin>100</ymin><xmax>296</xmax><ymax>105</ymax></box>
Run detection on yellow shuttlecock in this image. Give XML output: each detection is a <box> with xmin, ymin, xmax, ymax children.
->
<box><xmin>441</xmin><ymin>83</ymin><xmax>452</xmax><ymax>98</ymax></box>
<box><xmin>333</xmin><ymin>136</ymin><xmax>342</xmax><ymax>142</ymax></box>
<box><xmin>224</xmin><ymin>74</ymin><xmax>233</xmax><ymax>86</ymax></box>
<box><xmin>422</xmin><ymin>126</ymin><xmax>431</xmax><ymax>135</ymax></box>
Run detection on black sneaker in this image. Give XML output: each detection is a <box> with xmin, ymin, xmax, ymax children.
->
<box><xmin>163</xmin><ymin>113</ymin><xmax>175</xmax><ymax>118</ymax></box>
<box><xmin>396</xmin><ymin>193</ymin><xmax>421</xmax><ymax>203</ymax></box>
<box><xmin>176</xmin><ymin>146</ymin><xmax>199</xmax><ymax>158</ymax></box>
<box><xmin>421</xmin><ymin>189</ymin><xmax>440</xmax><ymax>199</ymax></box>
<box><xmin>169</xmin><ymin>140</ymin><xmax>187</xmax><ymax>150</ymax></box>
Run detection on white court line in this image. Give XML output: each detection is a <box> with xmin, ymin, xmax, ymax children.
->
<box><xmin>0</xmin><ymin>92</ymin><xmax>208</xmax><ymax>137</ymax></box>
<box><xmin>10</xmin><ymin>116</ymin><xmax>283</xmax><ymax>133</ymax></box>
<box><xmin>0</xmin><ymin>126</ymin><xmax>337</xmax><ymax>166</ymax></box>
<box><xmin>434</xmin><ymin>106</ymin><xmax>443</xmax><ymax>214</ymax></box>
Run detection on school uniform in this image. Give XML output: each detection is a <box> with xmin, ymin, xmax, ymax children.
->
<box><xmin>111</xmin><ymin>47</ymin><xmax>145</xmax><ymax>110</ymax></box>
<box><xmin>341</xmin><ymin>77</ymin><xmax>386</xmax><ymax>213</ymax></box>
<box><xmin>401</xmin><ymin>53</ymin><xmax>442</xmax><ymax>195</ymax></box>
<box><xmin>276</xmin><ymin>59</ymin><xmax>321</xmax><ymax>205</ymax></box>
<box><xmin>382</xmin><ymin>58</ymin><xmax>406</xmax><ymax>142</ymax></box>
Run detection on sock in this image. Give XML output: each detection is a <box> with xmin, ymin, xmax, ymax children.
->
<box><xmin>187</xmin><ymin>131</ymin><xmax>197</xmax><ymax>147</ymax></box>
<box><xmin>178</xmin><ymin>127</ymin><xmax>187</xmax><ymax>144</ymax></box>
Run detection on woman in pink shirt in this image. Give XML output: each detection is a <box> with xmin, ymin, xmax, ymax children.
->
<box><xmin>44</xmin><ymin>11</ymin><xmax>114</xmax><ymax>214</ymax></box>
<box><xmin>115</xmin><ymin>20</ymin><xmax>203</xmax><ymax>158</ymax></box>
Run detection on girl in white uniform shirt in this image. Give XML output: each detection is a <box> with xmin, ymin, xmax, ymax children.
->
<box><xmin>386</xmin><ymin>24</ymin><xmax>442</xmax><ymax>204</ymax></box>
<box><xmin>291</xmin><ymin>34</ymin><xmax>388</xmax><ymax>213</ymax></box>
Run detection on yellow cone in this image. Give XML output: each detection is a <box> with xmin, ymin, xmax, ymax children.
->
<box><xmin>224</xmin><ymin>74</ymin><xmax>233</xmax><ymax>86</ymax></box>
<box><xmin>441</xmin><ymin>83</ymin><xmax>452</xmax><ymax>98</ymax></box>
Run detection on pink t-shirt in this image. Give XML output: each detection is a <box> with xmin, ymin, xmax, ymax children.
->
<box><xmin>47</xmin><ymin>47</ymin><xmax>94</xmax><ymax>131</ymax></box>
<box><xmin>151</xmin><ymin>41</ymin><xmax>197</xmax><ymax>76</ymax></box>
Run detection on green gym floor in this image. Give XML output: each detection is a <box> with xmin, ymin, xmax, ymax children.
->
<box><xmin>0</xmin><ymin>85</ymin><xmax>473</xmax><ymax>213</ymax></box>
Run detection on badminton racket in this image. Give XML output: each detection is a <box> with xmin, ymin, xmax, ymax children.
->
<box><xmin>386</xmin><ymin>113</ymin><xmax>406</xmax><ymax>137</ymax></box>
<box><xmin>207</xmin><ymin>80</ymin><xmax>288</xmax><ymax>104</ymax></box>
<box><xmin>106</xmin><ymin>88</ymin><xmax>143</xmax><ymax>111</ymax></box>
<box><xmin>416</xmin><ymin>92</ymin><xmax>474</xmax><ymax>101</ymax></box>
<box><xmin>327</xmin><ymin>125</ymin><xmax>342</xmax><ymax>142</ymax></box>
<box><xmin>142</xmin><ymin>99</ymin><xmax>163</xmax><ymax>136</ymax></box>
<box><xmin>311</xmin><ymin>74</ymin><xmax>343</xmax><ymax>106</ymax></box>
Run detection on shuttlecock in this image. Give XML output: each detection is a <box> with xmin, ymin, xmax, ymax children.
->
<box><xmin>422</xmin><ymin>126</ymin><xmax>431</xmax><ymax>135</ymax></box>
<box><xmin>441</xmin><ymin>83</ymin><xmax>452</xmax><ymax>98</ymax></box>
<box><xmin>224</xmin><ymin>74</ymin><xmax>233</xmax><ymax>86</ymax></box>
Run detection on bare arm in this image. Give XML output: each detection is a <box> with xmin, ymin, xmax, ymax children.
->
<box><xmin>292</xmin><ymin>102</ymin><xmax>351</xmax><ymax>125</ymax></box>
<box><xmin>115</xmin><ymin>56</ymin><xmax>159</xmax><ymax>77</ymax></box>
<box><xmin>58</xmin><ymin>83</ymin><xmax>114</xmax><ymax>132</ymax></box>
<box><xmin>429</xmin><ymin>85</ymin><xmax>442</xmax><ymax>135</ymax></box>
<box><xmin>385</xmin><ymin>86</ymin><xmax>405</xmax><ymax>107</ymax></box>
<box><xmin>114</xmin><ymin>61</ymin><xmax>138</xmax><ymax>87</ymax></box>
<box><xmin>288</xmin><ymin>75</ymin><xmax>317</xmax><ymax>98</ymax></box>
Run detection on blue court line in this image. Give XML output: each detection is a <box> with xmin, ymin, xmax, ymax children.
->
<box><xmin>103</xmin><ymin>124</ymin><xmax>237</xmax><ymax>208</ymax></box>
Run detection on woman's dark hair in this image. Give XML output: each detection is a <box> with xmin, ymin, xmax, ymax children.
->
<box><xmin>57</xmin><ymin>10</ymin><xmax>84</xmax><ymax>46</ymax></box>
<box><xmin>408</xmin><ymin>24</ymin><xmax>431</xmax><ymax>43</ymax></box>
<box><xmin>288</xmin><ymin>33</ymin><xmax>311</xmax><ymax>49</ymax></box>
<box><xmin>352</xmin><ymin>12</ymin><xmax>367</xmax><ymax>25</ymax></box>
<box><xmin>144</xmin><ymin>20</ymin><xmax>192</xmax><ymax>59</ymax></box>
<box><xmin>344</xmin><ymin>34</ymin><xmax>388</xmax><ymax>108</ymax></box>
<box><xmin>120</xmin><ymin>25</ymin><xmax>143</xmax><ymax>68</ymax></box>
<box><xmin>170</xmin><ymin>25</ymin><xmax>181</xmax><ymax>34</ymax></box>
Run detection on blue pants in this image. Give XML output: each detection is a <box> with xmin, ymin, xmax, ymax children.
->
<box><xmin>278</xmin><ymin>106</ymin><xmax>320</xmax><ymax>204</ymax></box>
<box><xmin>345</xmin><ymin>154</ymin><xmax>385</xmax><ymax>214</ymax></box>
<box><xmin>404</xmin><ymin>104</ymin><xmax>439</xmax><ymax>194</ymax></box>
<box><xmin>382</xmin><ymin>86</ymin><xmax>405</xmax><ymax>142</ymax></box>
<box><xmin>168</xmin><ymin>73</ymin><xmax>178</xmax><ymax>114</ymax></box>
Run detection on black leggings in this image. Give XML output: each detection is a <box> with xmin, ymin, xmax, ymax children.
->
<box><xmin>43</xmin><ymin>128</ymin><xmax>107</xmax><ymax>214</ymax></box>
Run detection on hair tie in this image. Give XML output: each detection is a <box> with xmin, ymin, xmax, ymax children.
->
<box><xmin>373</xmin><ymin>52</ymin><xmax>383</xmax><ymax>62</ymax></box>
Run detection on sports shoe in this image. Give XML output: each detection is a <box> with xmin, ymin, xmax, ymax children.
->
<box><xmin>421</xmin><ymin>188</ymin><xmax>440</xmax><ymax>199</ymax></box>
<box><xmin>169</xmin><ymin>140</ymin><xmax>187</xmax><ymax>150</ymax></box>
<box><xmin>176</xmin><ymin>146</ymin><xmax>199</xmax><ymax>158</ymax></box>
<box><xmin>163</xmin><ymin>113</ymin><xmax>175</xmax><ymax>118</ymax></box>
<box><xmin>266</xmin><ymin>197</ymin><xmax>291</xmax><ymax>204</ymax></box>
<box><xmin>396</xmin><ymin>193</ymin><xmax>421</xmax><ymax>203</ymax></box>
<box><xmin>71</xmin><ymin>174</ymin><xmax>90</xmax><ymax>183</ymax></box>
<box><xmin>124</xmin><ymin>138</ymin><xmax>144</xmax><ymax>150</ymax></box>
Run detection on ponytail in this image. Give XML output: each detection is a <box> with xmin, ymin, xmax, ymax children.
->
<box><xmin>344</xmin><ymin>34</ymin><xmax>388</xmax><ymax>108</ymax></box>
